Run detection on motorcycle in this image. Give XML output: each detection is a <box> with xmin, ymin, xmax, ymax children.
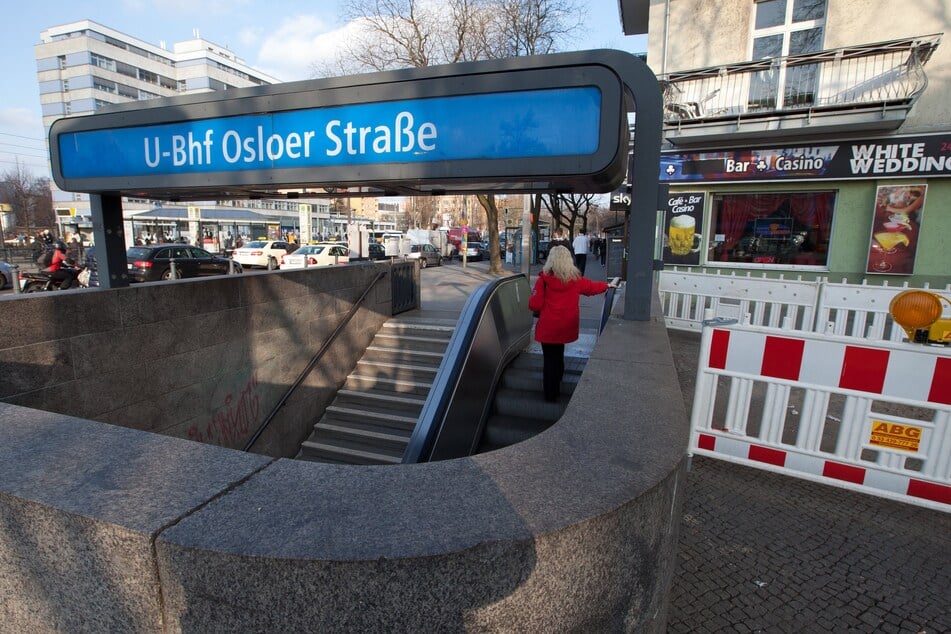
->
<box><xmin>19</xmin><ymin>265</ymin><xmax>90</xmax><ymax>292</ymax></box>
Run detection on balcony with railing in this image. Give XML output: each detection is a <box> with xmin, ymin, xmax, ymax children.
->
<box><xmin>660</xmin><ymin>34</ymin><xmax>941</xmax><ymax>145</ymax></box>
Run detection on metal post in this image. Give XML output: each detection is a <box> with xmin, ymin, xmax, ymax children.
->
<box><xmin>616</xmin><ymin>58</ymin><xmax>664</xmax><ymax>321</ymax></box>
<box><xmin>228</xmin><ymin>258</ymin><xmax>235</xmax><ymax>274</ymax></box>
<box><xmin>520</xmin><ymin>194</ymin><xmax>531</xmax><ymax>277</ymax></box>
<box><xmin>10</xmin><ymin>264</ymin><xmax>20</xmax><ymax>293</ymax></box>
<box><xmin>90</xmin><ymin>193</ymin><xmax>130</xmax><ymax>289</ymax></box>
<box><xmin>170</xmin><ymin>259</ymin><xmax>177</xmax><ymax>278</ymax></box>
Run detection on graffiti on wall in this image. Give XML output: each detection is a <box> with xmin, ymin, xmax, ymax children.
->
<box><xmin>188</xmin><ymin>373</ymin><xmax>261</xmax><ymax>446</ymax></box>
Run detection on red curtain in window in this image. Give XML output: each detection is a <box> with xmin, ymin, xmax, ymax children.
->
<box><xmin>790</xmin><ymin>192</ymin><xmax>834</xmax><ymax>242</ymax></box>
<box><xmin>716</xmin><ymin>195</ymin><xmax>776</xmax><ymax>259</ymax></box>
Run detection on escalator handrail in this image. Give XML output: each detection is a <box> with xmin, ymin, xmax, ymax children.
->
<box><xmin>402</xmin><ymin>274</ymin><xmax>530</xmax><ymax>463</ymax></box>
<box><xmin>600</xmin><ymin>277</ymin><xmax>621</xmax><ymax>334</ymax></box>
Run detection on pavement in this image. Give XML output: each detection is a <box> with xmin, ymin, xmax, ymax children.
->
<box><xmin>421</xmin><ymin>256</ymin><xmax>951</xmax><ymax>634</ymax></box>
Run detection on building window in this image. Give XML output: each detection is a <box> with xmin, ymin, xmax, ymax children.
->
<box><xmin>90</xmin><ymin>52</ymin><xmax>116</xmax><ymax>72</ymax></box>
<box><xmin>58</xmin><ymin>55</ymin><xmax>67</xmax><ymax>70</ymax></box>
<box><xmin>710</xmin><ymin>191</ymin><xmax>835</xmax><ymax>266</ymax></box>
<box><xmin>750</xmin><ymin>0</ymin><xmax>826</xmax><ymax>110</ymax></box>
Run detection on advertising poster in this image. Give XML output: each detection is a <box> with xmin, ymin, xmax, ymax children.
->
<box><xmin>663</xmin><ymin>192</ymin><xmax>705</xmax><ymax>266</ymax></box>
<box><xmin>865</xmin><ymin>184</ymin><xmax>927</xmax><ymax>275</ymax></box>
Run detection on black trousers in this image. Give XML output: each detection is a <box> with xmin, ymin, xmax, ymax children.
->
<box><xmin>541</xmin><ymin>343</ymin><xmax>565</xmax><ymax>401</ymax></box>
<box><xmin>50</xmin><ymin>269</ymin><xmax>76</xmax><ymax>290</ymax></box>
<box><xmin>574</xmin><ymin>252</ymin><xmax>587</xmax><ymax>275</ymax></box>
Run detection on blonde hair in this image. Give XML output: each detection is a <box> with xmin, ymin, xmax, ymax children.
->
<box><xmin>543</xmin><ymin>245</ymin><xmax>581</xmax><ymax>283</ymax></box>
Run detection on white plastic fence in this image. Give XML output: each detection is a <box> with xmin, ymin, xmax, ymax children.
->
<box><xmin>660</xmin><ymin>269</ymin><xmax>951</xmax><ymax>341</ymax></box>
<box><xmin>690</xmin><ymin>313</ymin><xmax>951</xmax><ymax>512</ymax></box>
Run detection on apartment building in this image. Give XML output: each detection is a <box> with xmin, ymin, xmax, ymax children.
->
<box><xmin>35</xmin><ymin>20</ymin><xmax>281</xmax><ymax>236</ymax></box>
<box><xmin>621</xmin><ymin>0</ymin><xmax>949</xmax><ymax>287</ymax></box>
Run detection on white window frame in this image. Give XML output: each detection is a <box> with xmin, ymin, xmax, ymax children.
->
<box><xmin>750</xmin><ymin>0</ymin><xmax>827</xmax><ymax>110</ymax></box>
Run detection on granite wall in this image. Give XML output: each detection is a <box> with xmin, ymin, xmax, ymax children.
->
<box><xmin>0</xmin><ymin>284</ymin><xmax>688</xmax><ymax>632</ymax></box>
<box><xmin>0</xmin><ymin>262</ymin><xmax>396</xmax><ymax>456</ymax></box>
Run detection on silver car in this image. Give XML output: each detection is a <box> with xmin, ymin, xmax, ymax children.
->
<box><xmin>0</xmin><ymin>261</ymin><xmax>14</xmax><ymax>290</ymax></box>
<box><xmin>408</xmin><ymin>243</ymin><xmax>442</xmax><ymax>268</ymax></box>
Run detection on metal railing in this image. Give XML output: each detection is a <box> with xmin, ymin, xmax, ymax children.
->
<box><xmin>661</xmin><ymin>34</ymin><xmax>941</xmax><ymax>124</ymax></box>
<box><xmin>243</xmin><ymin>269</ymin><xmax>387</xmax><ymax>452</ymax></box>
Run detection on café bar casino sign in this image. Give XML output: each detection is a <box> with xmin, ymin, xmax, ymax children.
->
<box><xmin>49</xmin><ymin>52</ymin><xmax>633</xmax><ymax>199</ymax></box>
<box><xmin>660</xmin><ymin>133</ymin><xmax>951</xmax><ymax>184</ymax></box>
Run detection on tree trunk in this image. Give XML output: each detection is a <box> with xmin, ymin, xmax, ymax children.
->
<box><xmin>477</xmin><ymin>194</ymin><xmax>503</xmax><ymax>275</ymax></box>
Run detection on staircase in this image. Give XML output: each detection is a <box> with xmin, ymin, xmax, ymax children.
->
<box><xmin>477</xmin><ymin>352</ymin><xmax>586</xmax><ymax>453</ymax></box>
<box><xmin>295</xmin><ymin>315</ymin><xmax>455</xmax><ymax>465</ymax></box>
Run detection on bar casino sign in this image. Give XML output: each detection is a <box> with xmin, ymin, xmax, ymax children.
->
<box><xmin>660</xmin><ymin>133</ymin><xmax>951</xmax><ymax>183</ymax></box>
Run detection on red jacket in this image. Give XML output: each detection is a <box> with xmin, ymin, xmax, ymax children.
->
<box><xmin>528</xmin><ymin>272</ymin><xmax>608</xmax><ymax>344</ymax></box>
<box><xmin>47</xmin><ymin>249</ymin><xmax>67</xmax><ymax>272</ymax></box>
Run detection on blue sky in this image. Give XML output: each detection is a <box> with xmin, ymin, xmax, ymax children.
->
<box><xmin>0</xmin><ymin>0</ymin><xmax>647</xmax><ymax>179</ymax></box>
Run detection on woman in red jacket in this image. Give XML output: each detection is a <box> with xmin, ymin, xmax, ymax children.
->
<box><xmin>528</xmin><ymin>245</ymin><xmax>613</xmax><ymax>402</ymax></box>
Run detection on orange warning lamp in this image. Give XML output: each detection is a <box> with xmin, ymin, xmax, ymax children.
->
<box><xmin>889</xmin><ymin>290</ymin><xmax>951</xmax><ymax>344</ymax></box>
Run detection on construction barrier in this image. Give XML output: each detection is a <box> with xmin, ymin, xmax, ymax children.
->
<box><xmin>660</xmin><ymin>269</ymin><xmax>951</xmax><ymax>340</ymax></box>
<box><xmin>689</xmin><ymin>313</ymin><xmax>951</xmax><ymax>512</ymax></box>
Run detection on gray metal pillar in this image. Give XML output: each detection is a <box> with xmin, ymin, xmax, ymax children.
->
<box><xmin>615</xmin><ymin>56</ymin><xmax>663</xmax><ymax>321</ymax></box>
<box><xmin>90</xmin><ymin>193</ymin><xmax>130</xmax><ymax>288</ymax></box>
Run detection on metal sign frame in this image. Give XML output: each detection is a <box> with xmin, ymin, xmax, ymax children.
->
<box><xmin>49</xmin><ymin>49</ymin><xmax>662</xmax><ymax>321</ymax></box>
<box><xmin>50</xmin><ymin>52</ymin><xmax>631</xmax><ymax>201</ymax></box>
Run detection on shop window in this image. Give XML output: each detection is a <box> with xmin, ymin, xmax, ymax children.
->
<box><xmin>710</xmin><ymin>191</ymin><xmax>835</xmax><ymax>266</ymax></box>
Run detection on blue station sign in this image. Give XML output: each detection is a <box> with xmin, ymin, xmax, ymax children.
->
<box><xmin>58</xmin><ymin>88</ymin><xmax>601</xmax><ymax>178</ymax></box>
<box><xmin>48</xmin><ymin>52</ymin><xmax>632</xmax><ymax>199</ymax></box>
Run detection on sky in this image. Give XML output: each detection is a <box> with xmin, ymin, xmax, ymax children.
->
<box><xmin>0</xmin><ymin>0</ymin><xmax>647</xmax><ymax>180</ymax></box>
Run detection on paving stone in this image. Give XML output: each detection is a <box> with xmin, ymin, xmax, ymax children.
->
<box><xmin>667</xmin><ymin>330</ymin><xmax>950</xmax><ymax>633</ymax></box>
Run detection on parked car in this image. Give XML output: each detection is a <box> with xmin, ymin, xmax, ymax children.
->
<box><xmin>408</xmin><ymin>243</ymin><xmax>443</xmax><ymax>267</ymax></box>
<box><xmin>367</xmin><ymin>242</ymin><xmax>388</xmax><ymax>260</ymax></box>
<box><xmin>463</xmin><ymin>242</ymin><xmax>486</xmax><ymax>261</ymax></box>
<box><xmin>127</xmin><ymin>244</ymin><xmax>241</xmax><ymax>282</ymax></box>
<box><xmin>279</xmin><ymin>243</ymin><xmax>350</xmax><ymax>269</ymax></box>
<box><xmin>0</xmin><ymin>261</ymin><xmax>13</xmax><ymax>289</ymax></box>
<box><xmin>231</xmin><ymin>240</ymin><xmax>297</xmax><ymax>269</ymax></box>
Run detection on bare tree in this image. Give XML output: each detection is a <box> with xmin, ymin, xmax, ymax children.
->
<box><xmin>330</xmin><ymin>0</ymin><xmax>583</xmax><ymax>273</ymax></box>
<box><xmin>541</xmin><ymin>192</ymin><xmax>596</xmax><ymax>239</ymax></box>
<box><xmin>0</xmin><ymin>161</ymin><xmax>54</xmax><ymax>238</ymax></box>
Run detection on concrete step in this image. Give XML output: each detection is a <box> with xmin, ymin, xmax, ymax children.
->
<box><xmin>323</xmin><ymin>405</ymin><xmax>419</xmax><ymax>431</ymax></box>
<box><xmin>297</xmin><ymin>440</ymin><xmax>403</xmax><ymax>465</ymax></box>
<box><xmin>354</xmin><ymin>360</ymin><xmax>439</xmax><ymax>383</ymax></box>
<box><xmin>381</xmin><ymin>320</ymin><xmax>455</xmax><ymax>339</ymax></box>
<box><xmin>344</xmin><ymin>374</ymin><xmax>434</xmax><ymax>396</ymax></box>
<box><xmin>361</xmin><ymin>345</ymin><xmax>445</xmax><ymax>367</ymax></box>
<box><xmin>333</xmin><ymin>389</ymin><xmax>426</xmax><ymax>416</ymax></box>
<box><xmin>373</xmin><ymin>332</ymin><xmax>453</xmax><ymax>353</ymax></box>
<box><xmin>311</xmin><ymin>422</ymin><xmax>411</xmax><ymax>452</ymax></box>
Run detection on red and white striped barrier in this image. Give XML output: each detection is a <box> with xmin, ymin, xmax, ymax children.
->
<box><xmin>690</xmin><ymin>316</ymin><xmax>951</xmax><ymax>512</ymax></box>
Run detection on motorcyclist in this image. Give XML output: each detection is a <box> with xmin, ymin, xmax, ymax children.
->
<box><xmin>46</xmin><ymin>240</ymin><xmax>77</xmax><ymax>290</ymax></box>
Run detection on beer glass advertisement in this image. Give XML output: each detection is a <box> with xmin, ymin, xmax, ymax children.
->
<box><xmin>663</xmin><ymin>192</ymin><xmax>706</xmax><ymax>265</ymax></box>
<box><xmin>865</xmin><ymin>184</ymin><xmax>926</xmax><ymax>275</ymax></box>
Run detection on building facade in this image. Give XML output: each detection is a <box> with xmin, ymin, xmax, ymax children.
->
<box><xmin>622</xmin><ymin>0</ymin><xmax>949</xmax><ymax>287</ymax></box>
<box><xmin>35</xmin><ymin>20</ymin><xmax>282</xmax><ymax>239</ymax></box>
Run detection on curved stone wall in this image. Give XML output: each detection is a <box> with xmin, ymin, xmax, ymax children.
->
<box><xmin>0</xmin><ymin>295</ymin><xmax>688</xmax><ymax>632</ymax></box>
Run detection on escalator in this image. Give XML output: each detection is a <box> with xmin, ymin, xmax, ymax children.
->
<box><xmin>295</xmin><ymin>274</ymin><xmax>613</xmax><ymax>465</ymax></box>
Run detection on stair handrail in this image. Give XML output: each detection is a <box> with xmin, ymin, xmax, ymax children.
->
<box><xmin>402</xmin><ymin>274</ymin><xmax>533</xmax><ymax>463</ymax></box>
<box><xmin>243</xmin><ymin>269</ymin><xmax>388</xmax><ymax>452</ymax></box>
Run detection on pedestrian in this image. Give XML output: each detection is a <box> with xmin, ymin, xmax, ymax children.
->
<box><xmin>46</xmin><ymin>240</ymin><xmax>77</xmax><ymax>290</ymax></box>
<box><xmin>572</xmin><ymin>229</ymin><xmax>589</xmax><ymax>275</ymax></box>
<box><xmin>528</xmin><ymin>245</ymin><xmax>614</xmax><ymax>402</ymax></box>
<box><xmin>549</xmin><ymin>227</ymin><xmax>571</xmax><ymax>253</ymax></box>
